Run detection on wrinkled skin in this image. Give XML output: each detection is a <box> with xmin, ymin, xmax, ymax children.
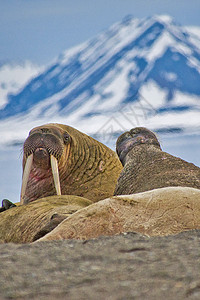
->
<box><xmin>37</xmin><ymin>187</ymin><xmax>200</xmax><ymax>241</ymax></box>
<box><xmin>2</xmin><ymin>126</ymin><xmax>200</xmax><ymax>244</ymax></box>
<box><xmin>2</xmin><ymin>187</ymin><xmax>200</xmax><ymax>243</ymax></box>
<box><xmin>0</xmin><ymin>195</ymin><xmax>92</xmax><ymax>243</ymax></box>
<box><xmin>21</xmin><ymin>123</ymin><xmax>122</xmax><ymax>204</ymax></box>
<box><xmin>114</xmin><ymin>127</ymin><xmax>200</xmax><ymax>195</ymax></box>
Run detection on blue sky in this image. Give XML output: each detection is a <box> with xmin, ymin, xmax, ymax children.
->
<box><xmin>1</xmin><ymin>0</ymin><xmax>200</xmax><ymax>65</ymax></box>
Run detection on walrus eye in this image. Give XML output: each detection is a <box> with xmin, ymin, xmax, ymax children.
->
<box><xmin>121</xmin><ymin>132</ymin><xmax>132</xmax><ymax>141</ymax></box>
<box><xmin>125</xmin><ymin>132</ymin><xmax>132</xmax><ymax>138</ymax></box>
<box><xmin>130</xmin><ymin>129</ymin><xmax>139</xmax><ymax>136</ymax></box>
<box><xmin>63</xmin><ymin>132</ymin><xmax>71</xmax><ymax>144</ymax></box>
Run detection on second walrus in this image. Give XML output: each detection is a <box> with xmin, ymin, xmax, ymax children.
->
<box><xmin>114</xmin><ymin>127</ymin><xmax>200</xmax><ymax>195</ymax></box>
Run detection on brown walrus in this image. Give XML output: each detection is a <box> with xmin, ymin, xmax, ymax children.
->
<box><xmin>20</xmin><ymin>123</ymin><xmax>122</xmax><ymax>204</ymax></box>
<box><xmin>37</xmin><ymin>187</ymin><xmax>200</xmax><ymax>241</ymax></box>
<box><xmin>2</xmin><ymin>187</ymin><xmax>200</xmax><ymax>243</ymax></box>
<box><xmin>0</xmin><ymin>195</ymin><xmax>92</xmax><ymax>243</ymax></box>
<box><xmin>114</xmin><ymin>127</ymin><xmax>200</xmax><ymax>195</ymax></box>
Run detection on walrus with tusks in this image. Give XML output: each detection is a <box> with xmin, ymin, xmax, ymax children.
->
<box><xmin>1</xmin><ymin>126</ymin><xmax>200</xmax><ymax>243</ymax></box>
<box><xmin>114</xmin><ymin>127</ymin><xmax>200</xmax><ymax>195</ymax></box>
<box><xmin>20</xmin><ymin>123</ymin><xmax>122</xmax><ymax>204</ymax></box>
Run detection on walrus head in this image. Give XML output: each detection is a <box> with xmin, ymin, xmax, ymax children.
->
<box><xmin>20</xmin><ymin>123</ymin><xmax>122</xmax><ymax>205</ymax></box>
<box><xmin>21</xmin><ymin>124</ymin><xmax>71</xmax><ymax>204</ymax></box>
<box><xmin>116</xmin><ymin>127</ymin><xmax>161</xmax><ymax>166</ymax></box>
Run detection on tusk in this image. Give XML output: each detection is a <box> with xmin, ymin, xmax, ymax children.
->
<box><xmin>50</xmin><ymin>155</ymin><xmax>61</xmax><ymax>196</ymax></box>
<box><xmin>20</xmin><ymin>153</ymin><xmax>33</xmax><ymax>205</ymax></box>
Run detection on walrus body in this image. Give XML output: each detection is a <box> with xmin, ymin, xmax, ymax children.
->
<box><xmin>2</xmin><ymin>187</ymin><xmax>200</xmax><ymax>243</ymax></box>
<box><xmin>37</xmin><ymin>187</ymin><xmax>200</xmax><ymax>241</ymax></box>
<box><xmin>114</xmin><ymin>127</ymin><xmax>200</xmax><ymax>195</ymax></box>
<box><xmin>0</xmin><ymin>195</ymin><xmax>92</xmax><ymax>243</ymax></box>
<box><xmin>21</xmin><ymin>123</ymin><xmax>122</xmax><ymax>204</ymax></box>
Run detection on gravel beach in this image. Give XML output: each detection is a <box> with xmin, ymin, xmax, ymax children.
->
<box><xmin>0</xmin><ymin>230</ymin><xmax>200</xmax><ymax>299</ymax></box>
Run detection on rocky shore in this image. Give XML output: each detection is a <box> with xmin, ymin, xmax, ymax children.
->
<box><xmin>1</xmin><ymin>230</ymin><xmax>200</xmax><ymax>299</ymax></box>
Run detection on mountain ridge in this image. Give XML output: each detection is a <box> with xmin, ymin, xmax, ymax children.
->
<box><xmin>0</xmin><ymin>15</ymin><xmax>200</xmax><ymax>146</ymax></box>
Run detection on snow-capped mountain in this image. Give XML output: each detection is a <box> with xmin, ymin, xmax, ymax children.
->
<box><xmin>0</xmin><ymin>15</ymin><xmax>200</xmax><ymax>146</ymax></box>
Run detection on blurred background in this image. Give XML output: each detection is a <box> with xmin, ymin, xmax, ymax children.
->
<box><xmin>0</xmin><ymin>0</ymin><xmax>200</xmax><ymax>202</ymax></box>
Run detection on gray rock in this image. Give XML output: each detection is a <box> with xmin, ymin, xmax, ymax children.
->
<box><xmin>0</xmin><ymin>230</ymin><xmax>200</xmax><ymax>299</ymax></box>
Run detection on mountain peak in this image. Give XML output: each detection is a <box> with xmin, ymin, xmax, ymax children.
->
<box><xmin>0</xmin><ymin>15</ymin><xmax>200</xmax><ymax>145</ymax></box>
<box><xmin>153</xmin><ymin>14</ymin><xmax>173</xmax><ymax>24</ymax></box>
<box><xmin>121</xmin><ymin>14</ymin><xmax>135</xmax><ymax>25</ymax></box>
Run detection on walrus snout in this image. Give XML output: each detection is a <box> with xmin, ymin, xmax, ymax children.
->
<box><xmin>23</xmin><ymin>131</ymin><xmax>64</xmax><ymax>160</ymax></box>
<box><xmin>34</xmin><ymin>147</ymin><xmax>49</xmax><ymax>158</ymax></box>
<box><xmin>33</xmin><ymin>148</ymin><xmax>50</xmax><ymax>169</ymax></box>
<box><xmin>116</xmin><ymin>127</ymin><xmax>161</xmax><ymax>165</ymax></box>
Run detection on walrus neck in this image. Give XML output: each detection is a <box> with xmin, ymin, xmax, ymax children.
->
<box><xmin>23</xmin><ymin>175</ymin><xmax>56</xmax><ymax>203</ymax></box>
<box><xmin>29</xmin><ymin>161</ymin><xmax>52</xmax><ymax>180</ymax></box>
<box><xmin>124</xmin><ymin>144</ymin><xmax>161</xmax><ymax>166</ymax></box>
<box><xmin>58</xmin><ymin>136</ymin><xmax>120</xmax><ymax>199</ymax></box>
<box><xmin>59</xmin><ymin>140</ymin><xmax>102</xmax><ymax>185</ymax></box>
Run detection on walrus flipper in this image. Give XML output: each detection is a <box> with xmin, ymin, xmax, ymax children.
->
<box><xmin>0</xmin><ymin>199</ymin><xmax>16</xmax><ymax>213</ymax></box>
<box><xmin>32</xmin><ymin>213</ymin><xmax>67</xmax><ymax>241</ymax></box>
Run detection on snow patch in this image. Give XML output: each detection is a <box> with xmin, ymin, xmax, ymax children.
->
<box><xmin>185</xmin><ymin>26</ymin><xmax>200</xmax><ymax>39</ymax></box>
<box><xmin>139</xmin><ymin>80</ymin><xmax>167</xmax><ymax>109</ymax></box>
<box><xmin>0</xmin><ymin>62</ymin><xmax>42</xmax><ymax>108</ymax></box>
<box><xmin>154</xmin><ymin>15</ymin><xmax>173</xmax><ymax>24</ymax></box>
<box><xmin>59</xmin><ymin>42</ymin><xmax>89</xmax><ymax>65</ymax></box>
<box><xmin>162</xmin><ymin>72</ymin><xmax>177</xmax><ymax>82</ymax></box>
<box><xmin>172</xmin><ymin>91</ymin><xmax>200</xmax><ymax>107</ymax></box>
<box><xmin>145</xmin><ymin>31</ymin><xmax>174</xmax><ymax>62</ymax></box>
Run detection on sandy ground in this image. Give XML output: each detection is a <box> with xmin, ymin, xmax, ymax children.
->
<box><xmin>0</xmin><ymin>230</ymin><xmax>200</xmax><ymax>299</ymax></box>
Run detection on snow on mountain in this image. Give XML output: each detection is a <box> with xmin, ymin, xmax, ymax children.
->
<box><xmin>0</xmin><ymin>61</ymin><xmax>42</xmax><ymax>109</ymax></box>
<box><xmin>185</xmin><ymin>26</ymin><xmax>200</xmax><ymax>40</ymax></box>
<box><xmin>0</xmin><ymin>15</ymin><xmax>200</xmax><ymax>147</ymax></box>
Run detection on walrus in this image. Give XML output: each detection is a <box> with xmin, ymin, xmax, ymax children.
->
<box><xmin>36</xmin><ymin>187</ymin><xmax>200</xmax><ymax>241</ymax></box>
<box><xmin>20</xmin><ymin>123</ymin><xmax>122</xmax><ymax>204</ymax></box>
<box><xmin>114</xmin><ymin>127</ymin><xmax>200</xmax><ymax>195</ymax></box>
<box><xmin>0</xmin><ymin>195</ymin><xmax>92</xmax><ymax>243</ymax></box>
<box><xmin>2</xmin><ymin>187</ymin><xmax>200</xmax><ymax>243</ymax></box>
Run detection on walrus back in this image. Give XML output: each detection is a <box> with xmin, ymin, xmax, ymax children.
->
<box><xmin>114</xmin><ymin>145</ymin><xmax>200</xmax><ymax>195</ymax></box>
